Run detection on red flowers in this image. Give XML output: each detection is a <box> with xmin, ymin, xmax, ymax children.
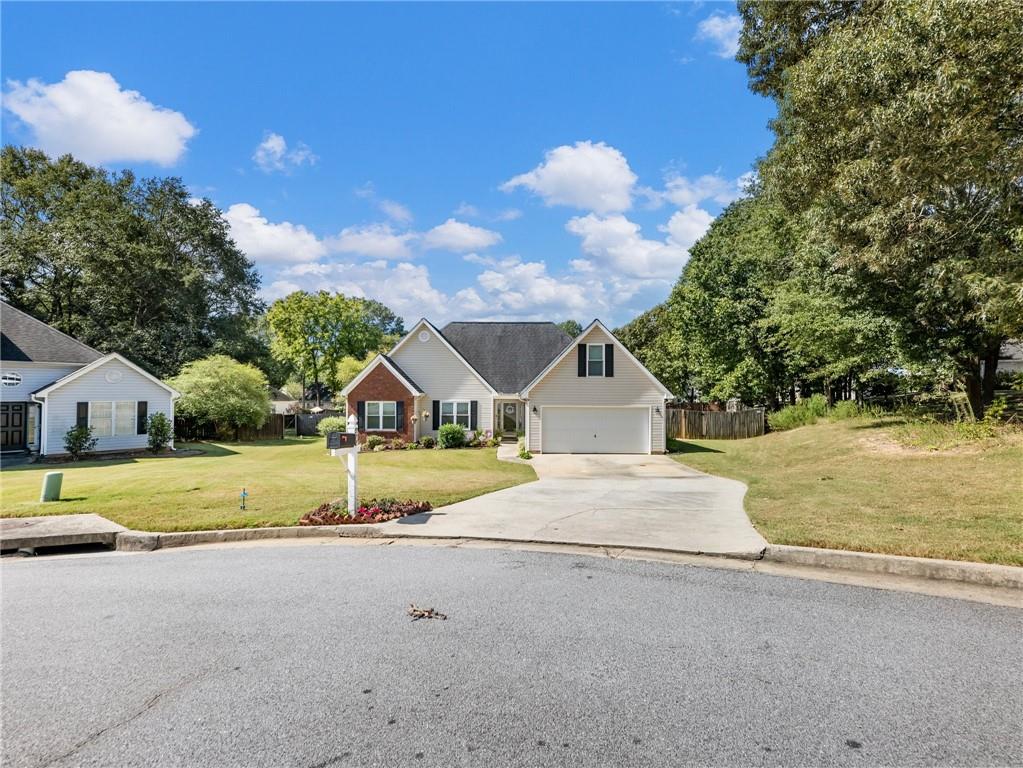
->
<box><xmin>299</xmin><ymin>498</ymin><xmax>432</xmax><ymax>526</ymax></box>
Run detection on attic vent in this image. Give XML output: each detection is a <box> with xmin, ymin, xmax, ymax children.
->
<box><xmin>105</xmin><ymin>369</ymin><xmax>123</xmax><ymax>383</ymax></box>
<box><xmin>418</xmin><ymin>330</ymin><xmax>430</xmax><ymax>342</ymax></box>
<box><xmin>1</xmin><ymin>371</ymin><xmax>22</xmax><ymax>387</ymax></box>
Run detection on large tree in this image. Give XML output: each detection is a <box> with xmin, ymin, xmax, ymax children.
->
<box><xmin>738</xmin><ymin>0</ymin><xmax>1023</xmax><ymax>414</ymax></box>
<box><xmin>266</xmin><ymin>291</ymin><xmax>393</xmax><ymax>403</ymax></box>
<box><xmin>168</xmin><ymin>355</ymin><xmax>270</xmax><ymax>433</ymax></box>
<box><xmin>0</xmin><ymin>147</ymin><xmax>264</xmax><ymax>378</ymax></box>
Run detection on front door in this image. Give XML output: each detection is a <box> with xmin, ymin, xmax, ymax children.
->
<box><xmin>501</xmin><ymin>402</ymin><xmax>519</xmax><ymax>435</ymax></box>
<box><xmin>0</xmin><ymin>403</ymin><xmax>27</xmax><ymax>452</ymax></box>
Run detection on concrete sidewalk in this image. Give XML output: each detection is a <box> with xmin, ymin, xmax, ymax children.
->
<box><xmin>376</xmin><ymin>453</ymin><xmax>768</xmax><ymax>558</ymax></box>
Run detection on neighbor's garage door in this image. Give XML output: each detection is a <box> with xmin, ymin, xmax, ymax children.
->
<box><xmin>540</xmin><ymin>407</ymin><xmax>649</xmax><ymax>454</ymax></box>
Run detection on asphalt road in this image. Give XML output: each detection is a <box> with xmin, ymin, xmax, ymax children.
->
<box><xmin>2</xmin><ymin>542</ymin><xmax>1021</xmax><ymax>768</ymax></box>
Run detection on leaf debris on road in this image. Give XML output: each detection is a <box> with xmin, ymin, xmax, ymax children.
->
<box><xmin>408</xmin><ymin>604</ymin><xmax>447</xmax><ymax>621</ymax></box>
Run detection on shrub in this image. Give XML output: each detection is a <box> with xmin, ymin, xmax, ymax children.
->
<box><xmin>829</xmin><ymin>400</ymin><xmax>860</xmax><ymax>420</ymax></box>
<box><xmin>146</xmin><ymin>412</ymin><xmax>173</xmax><ymax>454</ymax></box>
<box><xmin>316</xmin><ymin>416</ymin><xmax>348</xmax><ymax>437</ymax></box>
<box><xmin>63</xmin><ymin>424</ymin><xmax>97</xmax><ymax>460</ymax></box>
<box><xmin>168</xmin><ymin>355</ymin><xmax>270</xmax><ymax>433</ymax></box>
<box><xmin>389</xmin><ymin>438</ymin><xmax>407</xmax><ymax>450</ymax></box>
<box><xmin>420</xmin><ymin>435</ymin><xmax>437</xmax><ymax>449</ymax></box>
<box><xmin>517</xmin><ymin>437</ymin><xmax>532</xmax><ymax>460</ymax></box>
<box><xmin>405</xmin><ymin>441</ymin><xmax>420</xmax><ymax>450</ymax></box>
<box><xmin>438</xmin><ymin>423</ymin><xmax>466</xmax><ymax>448</ymax></box>
<box><xmin>767</xmin><ymin>394</ymin><xmax>829</xmax><ymax>432</ymax></box>
<box><xmin>365</xmin><ymin>435</ymin><xmax>385</xmax><ymax>450</ymax></box>
<box><xmin>487</xmin><ymin>435</ymin><xmax>503</xmax><ymax>448</ymax></box>
<box><xmin>373</xmin><ymin>444</ymin><xmax>387</xmax><ymax>452</ymax></box>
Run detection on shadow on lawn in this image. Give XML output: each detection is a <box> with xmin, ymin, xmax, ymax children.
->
<box><xmin>667</xmin><ymin>439</ymin><xmax>723</xmax><ymax>454</ymax></box>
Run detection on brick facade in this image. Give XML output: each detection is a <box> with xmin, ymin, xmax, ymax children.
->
<box><xmin>346</xmin><ymin>362</ymin><xmax>415</xmax><ymax>443</ymax></box>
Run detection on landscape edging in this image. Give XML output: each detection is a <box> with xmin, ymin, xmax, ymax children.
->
<box><xmin>115</xmin><ymin>526</ymin><xmax>1021</xmax><ymax>590</ymax></box>
<box><xmin>762</xmin><ymin>544</ymin><xmax>1022</xmax><ymax>589</ymax></box>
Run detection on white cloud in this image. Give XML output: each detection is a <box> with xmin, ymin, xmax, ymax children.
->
<box><xmin>2</xmin><ymin>70</ymin><xmax>196</xmax><ymax>166</ymax></box>
<box><xmin>453</xmin><ymin>202</ymin><xmax>480</xmax><ymax>218</ymax></box>
<box><xmin>696</xmin><ymin>13</ymin><xmax>742</xmax><ymax>58</ymax></box>
<box><xmin>495</xmin><ymin>208</ymin><xmax>523</xmax><ymax>221</ymax></box>
<box><xmin>225</xmin><ymin>203</ymin><xmax>327</xmax><ymax>263</ymax></box>
<box><xmin>379</xmin><ymin>199</ymin><xmax>413</xmax><ymax>224</ymax></box>
<box><xmin>661</xmin><ymin>205</ymin><xmax>715</xmax><ymax>251</ymax></box>
<box><xmin>328</xmin><ymin>223</ymin><xmax>415</xmax><ymax>260</ymax></box>
<box><xmin>422</xmin><ymin>218</ymin><xmax>502</xmax><ymax>252</ymax></box>
<box><xmin>501</xmin><ymin>140</ymin><xmax>637</xmax><ymax>214</ymax></box>
<box><xmin>663</xmin><ymin>172</ymin><xmax>746</xmax><ymax>207</ymax></box>
<box><xmin>566</xmin><ymin>213</ymin><xmax>692</xmax><ymax>279</ymax></box>
<box><xmin>252</xmin><ymin>132</ymin><xmax>317</xmax><ymax>173</ymax></box>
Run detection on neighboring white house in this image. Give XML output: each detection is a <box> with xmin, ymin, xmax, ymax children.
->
<box><xmin>340</xmin><ymin>319</ymin><xmax>673</xmax><ymax>454</ymax></box>
<box><xmin>270</xmin><ymin>388</ymin><xmax>298</xmax><ymax>415</ymax></box>
<box><xmin>0</xmin><ymin>301</ymin><xmax>178</xmax><ymax>457</ymax></box>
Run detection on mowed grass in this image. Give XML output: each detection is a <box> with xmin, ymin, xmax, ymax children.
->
<box><xmin>670</xmin><ymin>417</ymin><xmax>1023</xmax><ymax>566</ymax></box>
<box><xmin>0</xmin><ymin>438</ymin><xmax>536</xmax><ymax>532</ymax></box>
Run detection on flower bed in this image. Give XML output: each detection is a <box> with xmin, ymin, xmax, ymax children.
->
<box><xmin>299</xmin><ymin>497</ymin><xmax>432</xmax><ymax>525</ymax></box>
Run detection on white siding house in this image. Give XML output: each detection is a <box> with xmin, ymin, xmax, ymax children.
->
<box><xmin>1</xmin><ymin>302</ymin><xmax>178</xmax><ymax>457</ymax></box>
<box><xmin>343</xmin><ymin>317</ymin><xmax>672</xmax><ymax>454</ymax></box>
<box><xmin>387</xmin><ymin>320</ymin><xmax>496</xmax><ymax>438</ymax></box>
<box><xmin>523</xmin><ymin>323</ymin><xmax>671</xmax><ymax>454</ymax></box>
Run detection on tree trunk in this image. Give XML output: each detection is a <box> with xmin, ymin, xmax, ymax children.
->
<box><xmin>963</xmin><ymin>371</ymin><xmax>983</xmax><ymax>420</ymax></box>
<box><xmin>982</xmin><ymin>342</ymin><xmax>1001</xmax><ymax>407</ymax></box>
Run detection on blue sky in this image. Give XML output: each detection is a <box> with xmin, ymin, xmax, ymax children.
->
<box><xmin>2</xmin><ymin>2</ymin><xmax>774</xmax><ymax>328</ymax></box>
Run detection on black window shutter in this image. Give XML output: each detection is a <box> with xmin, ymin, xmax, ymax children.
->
<box><xmin>432</xmin><ymin>400</ymin><xmax>440</xmax><ymax>430</ymax></box>
<box><xmin>605</xmin><ymin>344</ymin><xmax>615</xmax><ymax>377</ymax></box>
<box><xmin>136</xmin><ymin>401</ymin><xmax>148</xmax><ymax>434</ymax></box>
<box><xmin>76</xmin><ymin>402</ymin><xmax>88</xmax><ymax>428</ymax></box>
<box><xmin>395</xmin><ymin>401</ymin><xmax>405</xmax><ymax>431</ymax></box>
<box><xmin>356</xmin><ymin>401</ymin><xmax>365</xmax><ymax>430</ymax></box>
<box><xmin>470</xmin><ymin>401</ymin><xmax>478</xmax><ymax>430</ymax></box>
<box><xmin>577</xmin><ymin>344</ymin><xmax>587</xmax><ymax>377</ymax></box>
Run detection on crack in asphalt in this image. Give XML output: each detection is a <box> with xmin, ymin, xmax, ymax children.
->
<box><xmin>36</xmin><ymin>671</ymin><xmax>211</xmax><ymax>768</ymax></box>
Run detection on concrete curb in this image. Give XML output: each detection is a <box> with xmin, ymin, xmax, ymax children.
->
<box><xmin>763</xmin><ymin>544</ymin><xmax>1022</xmax><ymax>590</ymax></box>
<box><xmin>115</xmin><ymin>525</ymin><xmax>379</xmax><ymax>552</ymax></box>
<box><xmin>114</xmin><ymin>526</ymin><xmax>1021</xmax><ymax>591</ymax></box>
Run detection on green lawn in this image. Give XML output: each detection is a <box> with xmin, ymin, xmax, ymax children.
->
<box><xmin>670</xmin><ymin>417</ymin><xmax>1023</xmax><ymax>566</ymax></box>
<box><xmin>0</xmin><ymin>438</ymin><xmax>536</xmax><ymax>532</ymax></box>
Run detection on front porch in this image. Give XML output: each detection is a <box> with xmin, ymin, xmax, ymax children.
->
<box><xmin>493</xmin><ymin>399</ymin><xmax>525</xmax><ymax>440</ymax></box>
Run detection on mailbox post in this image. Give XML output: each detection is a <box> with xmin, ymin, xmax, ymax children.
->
<box><xmin>326</xmin><ymin>414</ymin><xmax>360</xmax><ymax>514</ymax></box>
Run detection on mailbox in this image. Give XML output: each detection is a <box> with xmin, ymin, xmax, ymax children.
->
<box><xmin>326</xmin><ymin>431</ymin><xmax>357</xmax><ymax>450</ymax></box>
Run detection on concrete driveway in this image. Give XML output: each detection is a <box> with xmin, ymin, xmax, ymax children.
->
<box><xmin>377</xmin><ymin>452</ymin><xmax>768</xmax><ymax>558</ymax></box>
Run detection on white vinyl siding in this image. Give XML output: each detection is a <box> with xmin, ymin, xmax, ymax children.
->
<box><xmin>389</xmin><ymin>325</ymin><xmax>493</xmax><ymax>437</ymax></box>
<box><xmin>527</xmin><ymin>326</ymin><xmax>666</xmax><ymax>454</ymax></box>
<box><xmin>0</xmin><ymin>363</ymin><xmax>81</xmax><ymax>403</ymax></box>
<box><xmin>41</xmin><ymin>358</ymin><xmax>173</xmax><ymax>455</ymax></box>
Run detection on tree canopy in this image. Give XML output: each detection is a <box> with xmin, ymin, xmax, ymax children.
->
<box><xmin>169</xmin><ymin>355</ymin><xmax>270</xmax><ymax>430</ymax></box>
<box><xmin>738</xmin><ymin>0</ymin><xmax>1023</xmax><ymax>413</ymax></box>
<box><xmin>0</xmin><ymin>147</ymin><xmax>265</xmax><ymax>379</ymax></box>
<box><xmin>266</xmin><ymin>291</ymin><xmax>399</xmax><ymax>400</ymax></box>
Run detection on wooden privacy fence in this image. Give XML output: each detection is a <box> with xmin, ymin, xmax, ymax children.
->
<box><xmin>667</xmin><ymin>407</ymin><xmax>765</xmax><ymax>440</ymax></box>
<box><xmin>296</xmin><ymin>410</ymin><xmax>343</xmax><ymax>437</ymax></box>
<box><xmin>174</xmin><ymin>413</ymin><xmax>285</xmax><ymax>442</ymax></box>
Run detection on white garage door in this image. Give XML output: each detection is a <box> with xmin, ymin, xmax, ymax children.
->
<box><xmin>540</xmin><ymin>407</ymin><xmax>649</xmax><ymax>454</ymax></box>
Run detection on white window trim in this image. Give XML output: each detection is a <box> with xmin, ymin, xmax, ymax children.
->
<box><xmin>364</xmin><ymin>400</ymin><xmax>398</xmax><ymax>432</ymax></box>
<box><xmin>88</xmin><ymin>400</ymin><xmax>137</xmax><ymax>438</ymax></box>
<box><xmin>440</xmin><ymin>400</ymin><xmax>472</xmax><ymax>428</ymax></box>
<box><xmin>586</xmin><ymin>343</ymin><xmax>605</xmax><ymax>378</ymax></box>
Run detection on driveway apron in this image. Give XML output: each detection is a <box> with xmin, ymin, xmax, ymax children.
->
<box><xmin>377</xmin><ymin>453</ymin><xmax>768</xmax><ymax>558</ymax></box>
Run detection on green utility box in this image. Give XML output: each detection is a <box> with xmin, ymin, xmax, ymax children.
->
<box><xmin>40</xmin><ymin>472</ymin><xmax>63</xmax><ymax>502</ymax></box>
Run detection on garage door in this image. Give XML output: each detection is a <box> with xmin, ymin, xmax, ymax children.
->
<box><xmin>540</xmin><ymin>407</ymin><xmax>649</xmax><ymax>454</ymax></box>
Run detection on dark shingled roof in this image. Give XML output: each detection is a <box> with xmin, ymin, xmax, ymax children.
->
<box><xmin>440</xmin><ymin>322</ymin><xmax>573</xmax><ymax>393</ymax></box>
<box><xmin>1</xmin><ymin>301</ymin><xmax>103</xmax><ymax>364</ymax></box>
